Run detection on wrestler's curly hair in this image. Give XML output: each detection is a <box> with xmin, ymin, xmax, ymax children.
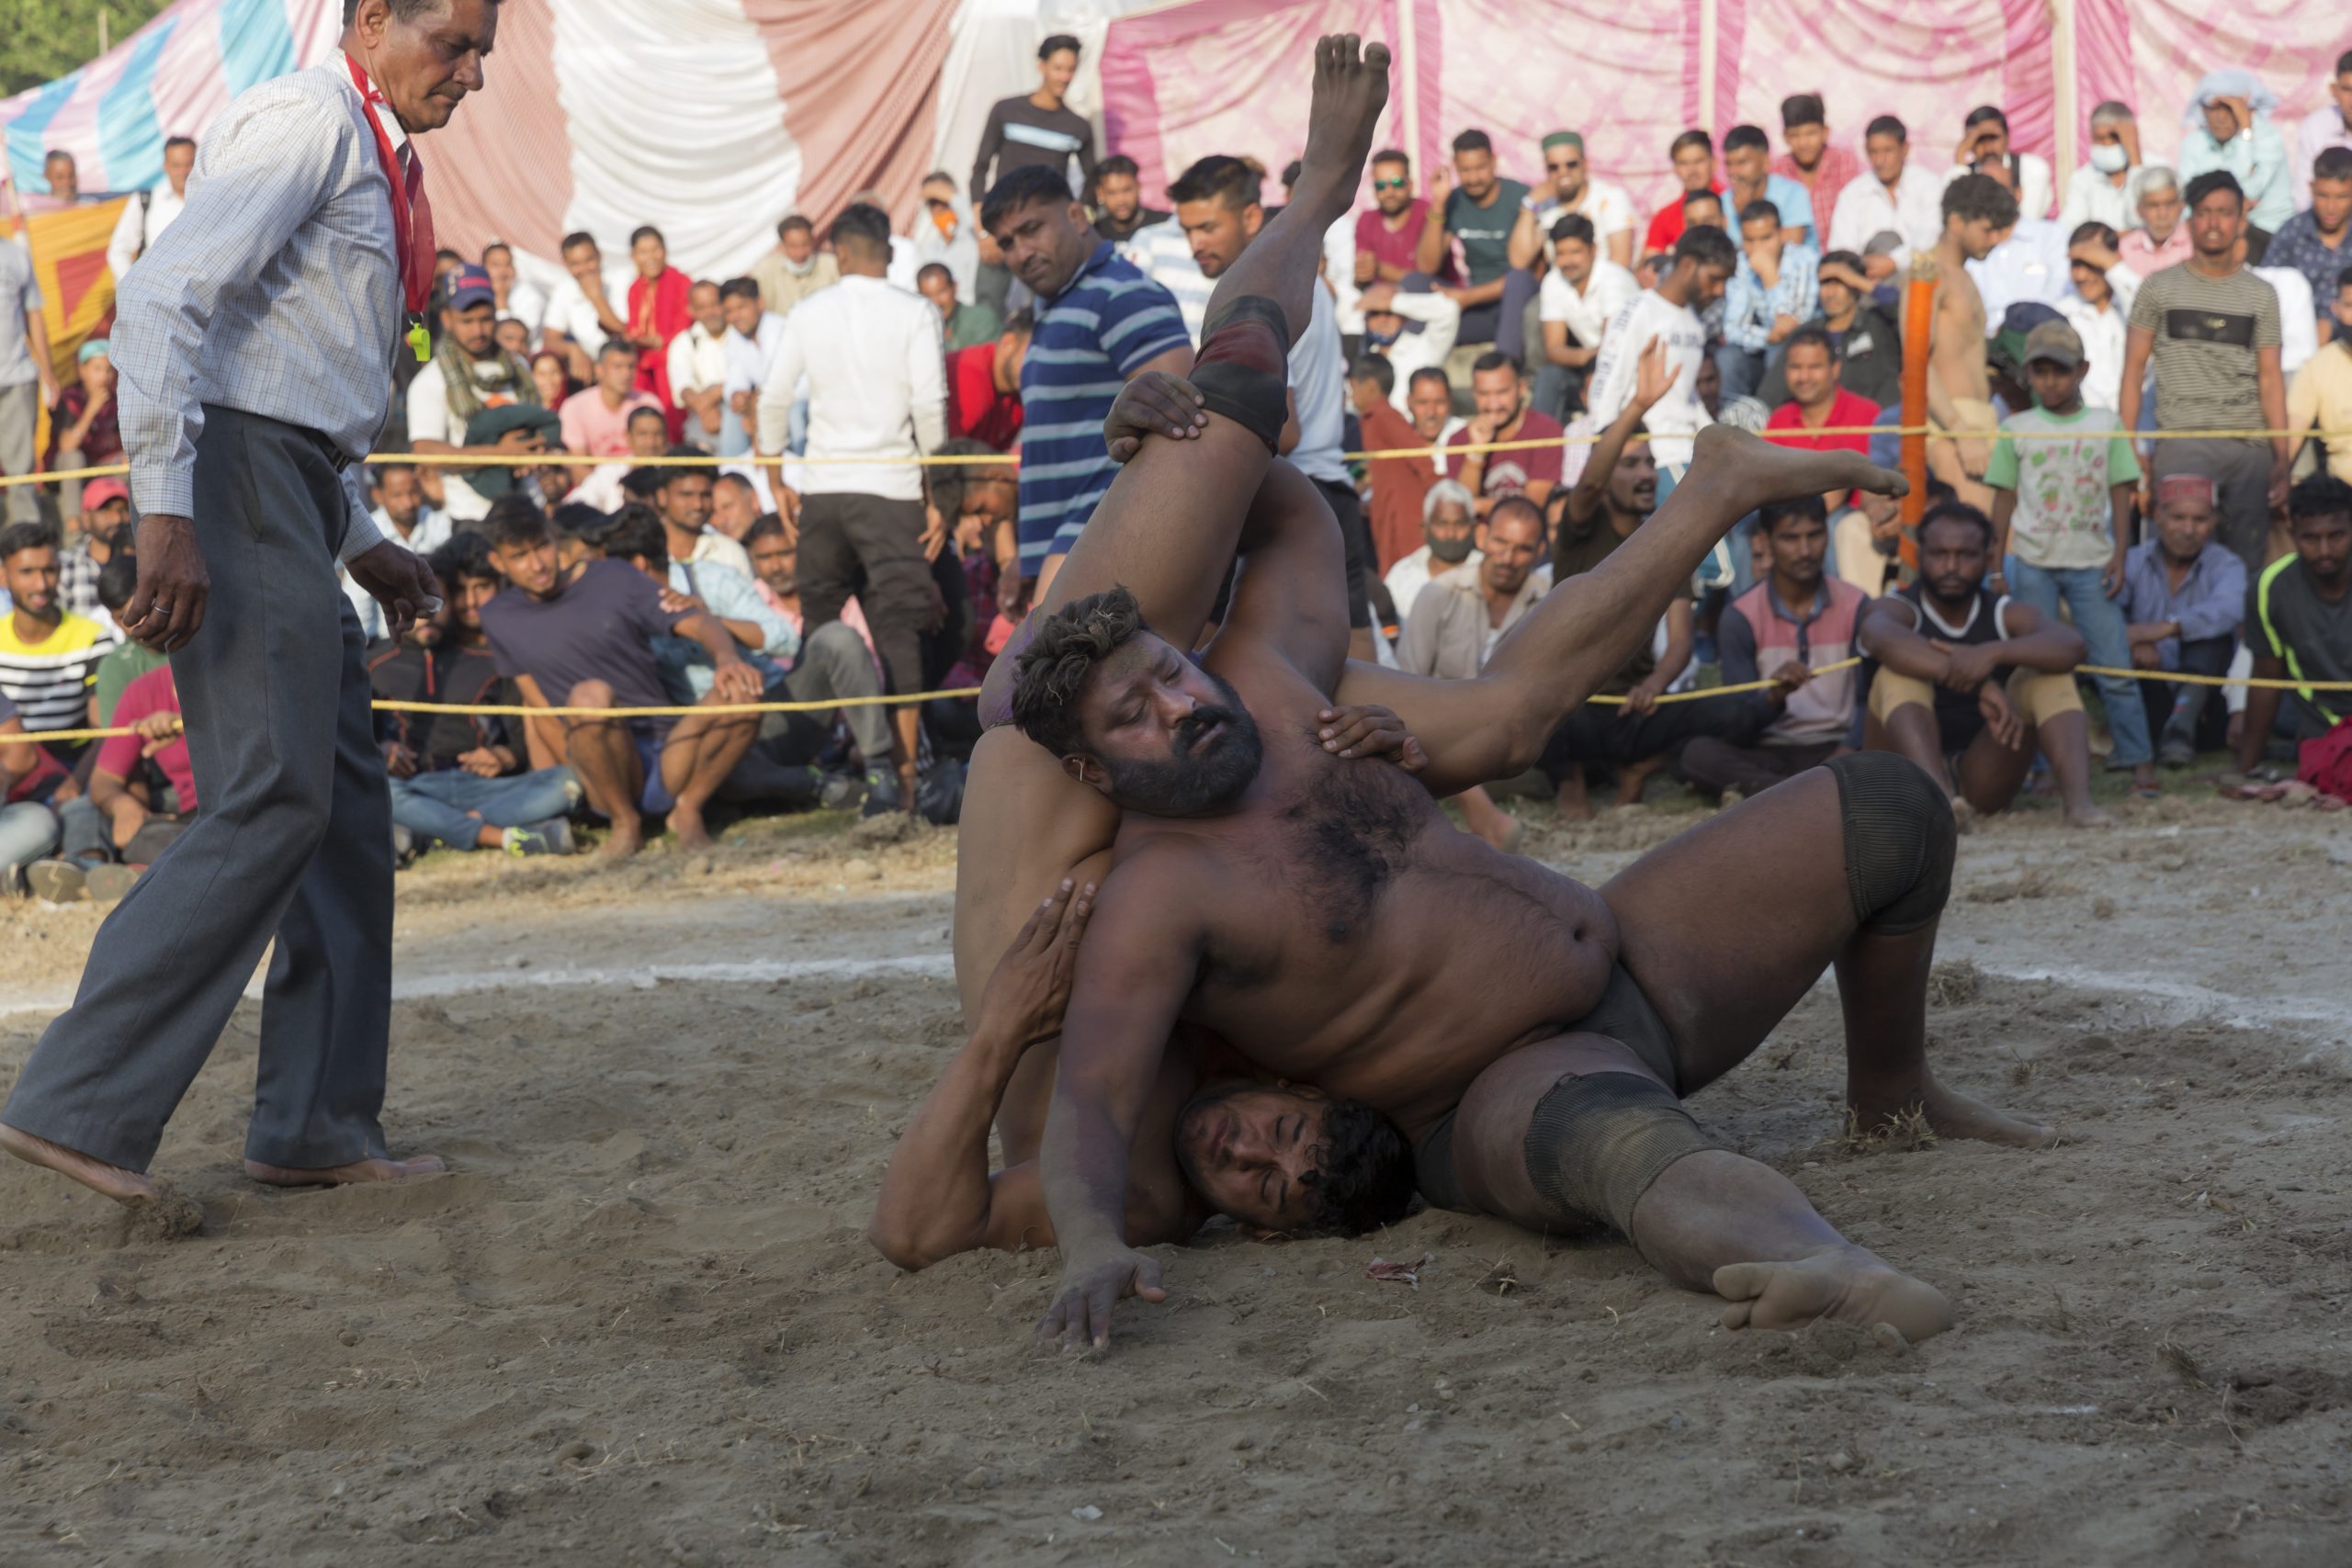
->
<box><xmin>1297</xmin><ymin>1097</ymin><xmax>1419</xmax><ymax>1237</ymax></box>
<box><xmin>1008</xmin><ymin>585</ymin><xmax>1147</xmax><ymax>757</ymax></box>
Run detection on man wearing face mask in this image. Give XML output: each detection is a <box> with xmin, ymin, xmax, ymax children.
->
<box><xmin>0</xmin><ymin>0</ymin><xmax>478</xmax><ymax>1210</ymax></box>
<box><xmin>2058</xmin><ymin>102</ymin><xmax>2144</xmax><ymax>235</ymax></box>
<box><xmin>1383</xmin><ymin>477</ymin><xmax>1478</xmax><ymax>623</ymax></box>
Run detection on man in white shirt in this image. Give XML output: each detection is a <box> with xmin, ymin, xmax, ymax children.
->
<box><xmin>1528</xmin><ymin>130</ymin><xmax>1636</xmax><ymax>267</ymax></box>
<box><xmin>1828</xmin><ymin>115</ymin><xmax>1947</xmax><ymax>277</ymax></box>
<box><xmin>1358</xmin><ymin>281</ymin><xmax>1460</xmax><ymax>412</ymax></box>
<box><xmin>2250</xmin><ymin>263</ymin><xmax>2317</xmax><ymax>378</ymax></box>
<box><xmin>1383</xmin><ymin>477</ymin><xmax>1479</xmax><ymax>623</ymax></box>
<box><xmin>345</xmin><ymin>461</ymin><xmax>450</xmax><ymax>633</ymax></box>
<box><xmin>1946</xmin><ymin>105</ymin><xmax>2052</xmax><ymax>220</ymax></box>
<box><xmin>1533</xmin><ymin>213</ymin><xmax>1639</xmax><ymax>419</ymax></box>
<box><xmin>666</xmin><ymin>280</ymin><xmax>730</xmax><ymax>454</ymax></box>
<box><xmin>2293</xmin><ymin>51</ymin><xmax>2352</xmax><ymax>212</ymax></box>
<box><xmin>103</xmin><ymin>136</ymin><xmax>195</xmax><ymax>283</ymax></box>
<box><xmin>543</xmin><ymin>231</ymin><xmax>635</xmax><ymax>377</ymax></box>
<box><xmin>2057</xmin><ymin>102</ymin><xmax>2143</xmax><ymax>235</ymax></box>
<box><xmin>2056</xmin><ymin>221</ymin><xmax>2143</xmax><ymax>411</ymax></box>
<box><xmin>1964</xmin><ymin>159</ymin><xmax>2068</xmax><ymax>324</ymax></box>
<box><xmin>1588</xmin><ymin>225</ymin><xmax>1733</xmax><ymax>481</ymax></box>
<box><xmin>481</xmin><ymin>240</ymin><xmax>546</xmax><ymax>335</ymax></box>
<box><xmin>718</xmin><ymin>277</ymin><xmax>784</xmax><ymax>459</ymax></box>
<box><xmin>754</xmin><ymin>203</ymin><xmax>945</xmax><ymax>810</ymax></box>
<box><xmin>405</xmin><ymin>266</ymin><xmax>535</xmax><ymax>523</ymax></box>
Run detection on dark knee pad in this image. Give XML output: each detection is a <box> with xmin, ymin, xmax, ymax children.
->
<box><xmin>1825</xmin><ymin>750</ymin><xmax>1955</xmax><ymax>935</ymax></box>
<box><xmin>1523</xmin><ymin>1072</ymin><xmax>1722</xmax><ymax>1237</ymax></box>
<box><xmin>1192</xmin><ymin>295</ymin><xmax>1290</xmax><ymax>454</ymax></box>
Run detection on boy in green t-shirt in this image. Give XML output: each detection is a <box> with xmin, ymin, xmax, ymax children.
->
<box><xmin>1984</xmin><ymin>319</ymin><xmax>2152</xmax><ymax>787</ymax></box>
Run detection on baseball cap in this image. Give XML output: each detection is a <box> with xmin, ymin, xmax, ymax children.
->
<box><xmin>2021</xmin><ymin>318</ymin><xmax>2085</xmax><ymax>370</ymax></box>
<box><xmin>82</xmin><ymin>477</ymin><xmax>130</xmax><ymax>510</ymax></box>
<box><xmin>447</xmin><ymin>264</ymin><xmax>496</xmax><ymax>311</ymax></box>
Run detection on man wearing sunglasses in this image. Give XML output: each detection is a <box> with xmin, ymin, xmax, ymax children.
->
<box><xmin>1352</xmin><ymin>149</ymin><xmax>1434</xmax><ymax>288</ymax></box>
<box><xmin>1529</xmin><ymin>130</ymin><xmax>1635</xmax><ymax>268</ymax></box>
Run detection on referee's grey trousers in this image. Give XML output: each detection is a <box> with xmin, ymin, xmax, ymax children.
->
<box><xmin>2</xmin><ymin>404</ymin><xmax>397</xmax><ymax>1173</ymax></box>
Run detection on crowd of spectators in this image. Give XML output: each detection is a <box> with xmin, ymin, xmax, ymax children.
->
<box><xmin>4</xmin><ymin>38</ymin><xmax>2352</xmax><ymax>895</ymax></box>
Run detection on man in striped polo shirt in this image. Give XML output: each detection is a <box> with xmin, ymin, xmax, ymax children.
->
<box><xmin>981</xmin><ymin>164</ymin><xmax>1192</xmax><ymax>609</ymax></box>
<box><xmin>0</xmin><ymin>522</ymin><xmax>119</xmax><ymax>754</ymax></box>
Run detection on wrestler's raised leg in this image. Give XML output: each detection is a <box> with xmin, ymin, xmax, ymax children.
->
<box><xmin>955</xmin><ymin>35</ymin><xmax>1391</xmax><ymax>1156</ymax></box>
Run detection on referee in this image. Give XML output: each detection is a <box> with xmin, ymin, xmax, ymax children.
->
<box><xmin>1</xmin><ymin>0</ymin><xmax>498</xmax><ymax>1203</ymax></box>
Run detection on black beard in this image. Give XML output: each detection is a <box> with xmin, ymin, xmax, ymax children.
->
<box><xmin>1102</xmin><ymin>665</ymin><xmax>1264</xmax><ymax>818</ymax></box>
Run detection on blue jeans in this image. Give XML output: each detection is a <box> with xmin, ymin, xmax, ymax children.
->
<box><xmin>389</xmin><ymin>766</ymin><xmax>582</xmax><ymax>850</ymax></box>
<box><xmin>0</xmin><ymin>799</ymin><xmax>57</xmax><ymax>890</ymax></box>
<box><xmin>2003</xmin><ymin>557</ymin><xmax>2153</xmax><ymax>767</ymax></box>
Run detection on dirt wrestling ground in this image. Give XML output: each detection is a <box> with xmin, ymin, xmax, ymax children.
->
<box><xmin>2</xmin><ymin>787</ymin><xmax>2349</xmax><ymax>1567</ymax></box>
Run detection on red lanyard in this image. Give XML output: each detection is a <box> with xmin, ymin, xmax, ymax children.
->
<box><xmin>344</xmin><ymin>53</ymin><xmax>434</xmax><ymax>340</ymax></box>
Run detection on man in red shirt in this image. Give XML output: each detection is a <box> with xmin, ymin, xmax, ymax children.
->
<box><xmin>946</xmin><ymin>311</ymin><xmax>1031</xmax><ymax>451</ymax></box>
<box><xmin>1348</xmin><ymin>355</ymin><xmax>1443</xmax><ymax>574</ymax></box>
<box><xmin>28</xmin><ymin>665</ymin><xmax>196</xmax><ymax>903</ymax></box>
<box><xmin>1353</xmin><ymin>149</ymin><xmax>1435</xmax><ymax>286</ymax></box>
<box><xmin>1442</xmin><ymin>352</ymin><xmax>1563</xmax><ymax>519</ymax></box>
<box><xmin>1763</xmin><ymin>326</ymin><xmax>1882</xmax><ymax>592</ymax></box>
<box><xmin>1643</xmin><ymin>130</ymin><xmax>1726</xmax><ymax>261</ymax></box>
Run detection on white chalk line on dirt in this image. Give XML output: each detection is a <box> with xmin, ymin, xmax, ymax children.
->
<box><xmin>1970</xmin><ymin>962</ymin><xmax>2346</xmax><ymax>1036</ymax></box>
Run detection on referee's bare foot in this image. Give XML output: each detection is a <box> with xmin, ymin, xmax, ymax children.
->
<box><xmin>243</xmin><ymin>1153</ymin><xmax>447</xmax><ymax>1189</ymax></box>
<box><xmin>0</xmin><ymin>1122</ymin><xmax>159</xmax><ymax>1204</ymax></box>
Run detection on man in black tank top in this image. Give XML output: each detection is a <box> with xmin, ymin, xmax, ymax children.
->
<box><xmin>1858</xmin><ymin>501</ymin><xmax>2116</xmax><ymax>827</ymax></box>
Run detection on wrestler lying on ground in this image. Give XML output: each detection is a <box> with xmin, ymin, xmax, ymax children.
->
<box><xmin>937</xmin><ymin>36</ymin><xmax>2052</xmax><ymax>1353</ymax></box>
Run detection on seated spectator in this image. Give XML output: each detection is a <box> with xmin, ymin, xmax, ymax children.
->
<box><xmin>1984</xmin><ymin>318</ymin><xmax>2149</xmax><ymax>787</ymax></box>
<box><xmin>1757</xmin><ymin>250</ymin><xmax>1902</xmax><ymax>409</ymax></box>
<box><xmin>1531</xmin><ymin>131</ymin><xmax>1637</xmax><ymax>267</ymax></box>
<box><xmin>1442</xmin><ymin>353</ymin><xmax>1562</xmax><ymax>518</ymax></box>
<box><xmin>550</xmin><ymin>500</ymin><xmax>612</xmax><ymax>572</ymax></box>
<box><xmin>1642</xmin><ymin>130</ymin><xmax>1724</xmax><ymax>261</ymax></box>
<box><xmin>1395</xmin><ymin>495</ymin><xmax>1550</xmax><ymax>849</ymax></box>
<box><xmin>2178</xmin><ymin>71</ymin><xmax>2294</xmax><ymax>232</ymax></box>
<box><xmin>53</xmin><ymin>476</ymin><xmax>131</xmax><ymax>628</ymax></box>
<box><xmin>0</xmin><ymin>692</ymin><xmax>64</xmax><ymax>896</ymax></box>
<box><xmin>1827</xmin><ymin>115</ymin><xmax>1944</xmax><ymax>276</ymax></box>
<box><xmin>1351</xmin><ymin>356</ymin><xmax>1442</xmax><ymax>577</ymax></box>
<box><xmin>2058</xmin><ymin>101</ymin><xmax>2144</xmax><ymax>235</ymax></box>
<box><xmin>479</xmin><ymin>505</ymin><xmax>763</xmax><ymax>854</ymax></box>
<box><xmin>1417</xmin><ymin>130</ymin><xmax>1539</xmax><ymax>355</ymax></box>
<box><xmin>1721</xmin><ymin>122</ymin><xmax>1815</xmax><ymax>245</ymax></box>
<box><xmin>2238</xmin><ymin>475</ymin><xmax>2352</xmax><ymax>773</ymax></box>
<box><xmin>458</xmin><ymin>403</ymin><xmax>564</xmax><ymax>514</ymax></box>
<box><xmin>2257</xmin><ymin>149</ymin><xmax>2349</xmax><ymax>350</ymax></box>
<box><xmin>2117</xmin><ymin>166</ymin><xmax>2190</xmax><ymax>276</ymax></box>
<box><xmin>1763</xmin><ymin>325</ymin><xmax>1881</xmax><ymax>474</ymax></box>
<box><xmin>370</xmin><ymin>536</ymin><xmax>581</xmax><ymax>858</ymax></box>
<box><xmin>2290</xmin><ymin>266</ymin><xmax>2352</xmax><ymax>483</ymax></box>
<box><xmin>0</xmin><ymin>522</ymin><xmax>117</xmax><ymax>750</ymax></box>
<box><xmin>603</xmin><ymin>503</ymin><xmax>791</xmax><ymax>679</ymax></box>
<box><xmin>2055</xmin><ymin>222</ymin><xmax>2140</xmax><ymax>410</ymax></box>
<box><xmin>1091</xmin><ymin>153</ymin><xmax>1169</xmax><ymax>244</ymax></box>
<box><xmin>665</xmin><ymin>279</ymin><xmax>731</xmax><ymax>454</ymax></box>
<box><xmin>1384</xmin><ymin>478</ymin><xmax>1478</xmax><ymax>626</ymax></box>
<box><xmin>1544</xmin><ymin>341</ymin><xmax>1745</xmax><ymax>815</ymax></box>
<box><xmin>717</xmin><ymin>277</ymin><xmax>784</xmax><ymax>458</ymax></box>
<box><xmin>749</xmin><ymin>214</ymin><xmax>841</xmax><ymax>327</ymax></box>
<box><xmin>1355</xmin><ymin>279</ymin><xmax>1461</xmax><ymax>408</ymax></box>
<box><xmin>743</xmin><ymin>513</ymin><xmax>902</xmax><ymax>812</ymax></box>
<box><xmin>1948</xmin><ymin>104</ymin><xmax>2053</xmax><ymax>220</ymax></box>
<box><xmin>74</xmin><ymin>665</ymin><xmax>195</xmax><ymax>889</ymax></box>
<box><xmin>1771</xmin><ymin>95</ymin><xmax>1858</xmax><ymax>247</ymax></box>
<box><xmin>368</xmin><ymin>460</ymin><xmax>452</xmax><ymax>554</ymax></box>
<box><xmin>946</xmin><ymin>310</ymin><xmax>1029</xmax><ymax>450</ymax></box>
<box><xmin>710</xmin><ymin>471</ymin><xmax>764</xmax><ymax>545</ymax></box>
<box><xmin>1354</xmin><ymin>148</ymin><xmax>1434</xmax><ymax>288</ymax></box>
<box><xmin>1829</xmin><ymin>483</ymin><xmax>1905</xmax><ymax>596</ymax></box>
<box><xmin>650</xmin><ymin>452</ymin><xmax>754</xmax><ymax>579</ymax></box>
<box><xmin>46</xmin><ymin>340</ymin><xmax>119</xmax><ymax>524</ymax></box>
<box><xmin>571</xmin><ymin>404</ymin><xmax>671</xmax><ymax>513</ymax></box>
<box><xmin>925</xmin><ymin>443</ymin><xmax>1014</xmax><ymax>743</ymax></box>
<box><xmin>560</xmin><ymin>339</ymin><xmax>663</xmax><ymax>458</ymax></box>
<box><xmin>907</xmin><ymin>172</ymin><xmax>982</xmax><ymax>304</ymax></box>
<box><xmin>1858</xmin><ymin>501</ymin><xmax>2112</xmax><ymax>828</ymax></box>
<box><xmin>918</xmin><ymin>262</ymin><xmax>1002</xmax><ymax>353</ymax></box>
<box><xmin>530</xmin><ymin>348</ymin><xmax>576</xmax><ymax>412</ymax></box>
<box><xmin>483</xmin><ymin>239</ymin><xmax>547</xmax><ymax>338</ymax></box>
<box><xmin>89</xmin><ymin>554</ymin><xmax>162</xmax><ymax>725</ymax></box>
<box><xmin>2120</xmin><ymin>474</ymin><xmax>2245</xmax><ymax>771</ymax></box>
<box><xmin>1533</xmin><ymin>214</ymin><xmax>1638</xmax><ymax>421</ymax></box>
<box><xmin>409</xmin><ymin>265</ymin><xmax>537</xmax><ymax>522</ymax></box>
<box><xmin>1965</xmin><ymin>156</ymin><xmax>2069</xmax><ymax>323</ymax></box>
<box><xmin>1679</xmin><ymin>497</ymin><xmax>1870</xmax><ymax>800</ymax></box>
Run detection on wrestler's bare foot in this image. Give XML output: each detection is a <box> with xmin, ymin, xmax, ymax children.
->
<box><xmin>0</xmin><ymin>1122</ymin><xmax>158</xmax><ymax>1204</ymax></box>
<box><xmin>243</xmin><ymin>1153</ymin><xmax>447</xmax><ymax>1188</ymax></box>
<box><xmin>1289</xmin><ymin>35</ymin><xmax>1391</xmax><ymax>225</ymax></box>
<box><xmin>1850</xmin><ymin>1072</ymin><xmax>2057</xmax><ymax>1149</ymax></box>
<box><xmin>1688</xmin><ymin>423</ymin><xmax>1905</xmax><ymax>516</ymax></box>
<box><xmin>1714</xmin><ymin>1242</ymin><xmax>1953</xmax><ymax>1343</ymax></box>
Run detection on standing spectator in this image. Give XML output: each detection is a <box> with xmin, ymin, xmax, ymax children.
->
<box><xmin>909</xmin><ymin>172</ymin><xmax>982</xmax><ymax>303</ymax></box>
<box><xmin>479</xmin><ymin>507</ymin><xmax>761</xmax><ymax>854</ymax></box>
<box><xmin>1984</xmin><ymin>318</ymin><xmax>2151</xmax><ymax>784</ymax></box>
<box><xmin>2120</xmin><ymin>474</ymin><xmax>2245</xmax><ymax>768</ymax></box>
<box><xmin>1443</xmin><ymin>354</ymin><xmax>1562</xmax><ymax>520</ymax></box>
<box><xmin>2178</xmin><ymin>72</ymin><xmax>2294</xmax><ymax>233</ymax></box>
<box><xmin>1923</xmin><ymin>174</ymin><xmax>2015</xmax><ymax>514</ymax></box>
<box><xmin>1384</xmin><ymin>478</ymin><xmax>1477</xmax><ymax>624</ymax></box>
<box><xmin>969</xmin><ymin>34</ymin><xmax>1096</xmax><ymax>205</ymax></box>
<box><xmin>54</xmin><ymin>478</ymin><xmax>131</xmax><ymax>627</ymax></box>
<box><xmin>369</xmin><ymin>537</ymin><xmax>579</xmax><ymax>857</ymax></box>
<box><xmin>717</xmin><ymin>276</ymin><xmax>784</xmax><ymax>458</ymax></box>
<box><xmin>755</xmin><ymin>202</ymin><xmax>947</xmax><ymax>810</ymax></box>
<box><xmin>1588</xmin><ymin>228</ymin><xmax>1732</xmax><ymax>490</ymax></box>
<box><xmin>1354</xmin><ymin>149</ymin><xmax>1433</xmax><ymax>287</ymax></box>
<box><xmin>918</xmin><ymin>263</ymin><xmax>1003</xmax><ymax>352</ymax></box>
<box><xmin>2294</xmin><ymin>51</ymin><xmax>2352</xmax><ymax>211</ymax></box>
<box><xmin>2238</xmin><ymin>474</ymin><xmax>2352</xmax><ymax>771</ymax></box>
<box><xmin>2290</xmin><ymin>266</ymin><xmax>2352</xmax><ymax>482</ymax></box>
<box><xmin>946</xmin><ymin>311</ymin><xmax>1029</xmax><ymax>450</ymax></box>
<box><xmin>561</xmin><ymin>339</ymin><xmax>662</xmax><ymax>457</ymax></box>
<box><xmin>1530</xmin><ymin>132</ymin><xmax>1636</xmax><ymax>267</ymax></box>
<box><xmin>1772</xmin><ymin>94</ymin><xmax>1858</xmax><ymax>245</ymax></box>
<box><xmin>0</xmin><ymin>233</ymin><xmax>57</xmax><ymax>525</ymax></box>
<box><xmin>2117</xmin><ymin>166</ymin><xmax>2191</xmax><ymax>276</ymax></box>
<box><xmin>2263</xmin><ymin>148</ymin><xmax>2351</xmax><ymax>348</ymax></box>
<box><xmin>1679</xmin><ymin>496</ymin><xmax>1870</xmax><ymax>800</ymax></box>
<box><xmin>105</xmin><ymin>137</ymin><xmax>198</xmax><ymax>283</ymax></box>
<box><xmin>408</xmin><ymin>264</ymin><xmax>537</xmax><ymax>524</ymax></box>
<box><xmin>1948</xmin><ymin>105</ymin><xmax>2053</xmax><ymax>220</ymax></box>
<box><xmin>1719</xmin><ymin>198</ymin><xmax>1819</xmax><ymax>400</ymax></box>
<box><xmin>1091</xmin><ymin>154</ymin><xmax>1167</xmax><ymax>244</ymax></box>
<box><xmin>1828</xmin><ymin>116</ymin><xmax>1945</xmax><ymax>276</ymax></box>
<box><xmin>665</xmin><ymin>280</ymin><xmax>731</xmax><ymax>453</ymax></box>
<box><xmin>1757</xmin><ymin>252</ymin><xmax>1902</xmax><ymax>408</ymax></box>
<box><xmin>2059</xmin><ymin>103</ymin><xmax>2144</xmax><ymax>235</ymax></box>
<box><xmin>1350</xmin><ymin>356</ymin><xmax>1441</xmax><ymax>575</ymax></box>
<box><xmin>481</xmin><ymin>240</ymin><xmax>546</xmax><ymax>338</ymax></box>
<box><xmin>1722</xmin><ymin>123</ymin><xmax>1815</xmax><ymax>243</ymax></box>
<box><xmin>0</xmin><ymin>691</ymin><xmax>64</xmax><ymax>896</ymax></box>
<box><xmin>1532</xmin><ymin>214</ymin><xmax>1638</xmax><ymax>419</ymax></box>
<box><xmin>29</xmin><ymin>152</ymin><xmax>81</xmax><ymax>211</ymax></box>
<box><xmin>625</xmin><ymin>226</ymin><xmax>695</xmax><ymax>433</ymax></box>
<box><xmin>2057</xmin><ymin>222</ymin><xmax>2140</xmax><ymax>410</ymax></box>
<box><xmin>1642</xmin><ymin>130</ymin><xmax>1724</xmax><ymax>259</ymax></box>
<box><xmin>1417</xmin><ymin>130</ymin><xmax>1540</xmax><ymax>354</ymax></box>
<box><xmin>0</xmin><ymin>522</ymin><xmax>116</xmax><ymax>740</ymax></box>
<box><xmin>651</xmin><ymin>454</ymin><xmax>754</xmax><ymax>580</ymax></box>
<box><xmin>979</xmin><ymin>164</ymin><xmax>1190</xmax><ymax>600</ymax></box>
<box><xmin>2120</xmin><ymin>171</ymin><xmax>2290</xmax><ymax>575</ymax></box>
<box><xmin>749</xmin><ymin>216</ymin><xmax>840</xmax><ymax>326</ymax></box>
<box><xmin>47</xmin><ymin>341</ymin><xmax>122</xmax><ymax>524</ymax></box>
<box><xmin>545</xmin><ymin>231</ymin><xmax>634</xmax><ymax>375</ymax></box>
